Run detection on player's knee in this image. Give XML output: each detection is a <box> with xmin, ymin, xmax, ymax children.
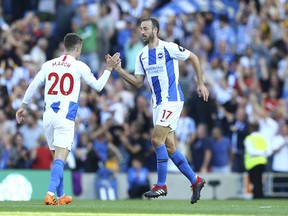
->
<box><xmin>151</xmin><ymin>136</ymin><xmax>160</xmax><ymax>147</ymax></box>
<box><xmin>166</xmin><ymin>145</ymin><xmax>176</xmax><ymax>156</ymax></box>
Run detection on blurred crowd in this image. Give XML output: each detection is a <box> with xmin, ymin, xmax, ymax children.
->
<box><xmin>0</xmin><ymin>0</ymin><xmax>288</xmax><ymax>183</ymax></box>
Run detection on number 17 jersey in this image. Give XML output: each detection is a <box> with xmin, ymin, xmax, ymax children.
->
<box><xmin>135</xmin><ymin>40</ymin><xmax>190</xmax><ymax>107</ymax></box>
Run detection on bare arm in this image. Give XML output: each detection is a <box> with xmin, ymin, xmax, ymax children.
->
<box><xmin>106</xmin><ymin>53</ymin><xmax>145</xmax><ymax>88</ymax></box>
<box><xmin>187</xmin><ymin>52</ymin><xmax>209</xmax><ymax>101</ymax></box>
<box><xmin>116</xmin><ymin>67</ymin><xmax>145</xmax><ymax>89</ymax></box>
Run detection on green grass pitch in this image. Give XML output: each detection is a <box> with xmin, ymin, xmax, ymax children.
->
<box><xmin>0</xmin><ymin>199</ymin><xmax>287</xmax><ymax>216</ymax></box>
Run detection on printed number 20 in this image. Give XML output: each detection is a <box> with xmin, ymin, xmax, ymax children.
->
<box><xmin>47</xmin><ymin>72</ymin><xmax>74</xmax><ymax>95</ymax></box>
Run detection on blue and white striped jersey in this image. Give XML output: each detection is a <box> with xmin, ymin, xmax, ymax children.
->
<box><xmin>135</xmin><ymin>40</ymin><xmax>190</xmax><ymax>107</ymax></box>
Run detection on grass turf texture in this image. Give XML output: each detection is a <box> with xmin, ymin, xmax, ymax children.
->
<box><xmin>0</xmin><ymin>199</ymin><xmax>287</xmax><ymax>216</ymax></box>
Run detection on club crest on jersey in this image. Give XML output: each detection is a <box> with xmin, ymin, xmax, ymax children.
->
<box><xmin>157</xmin><ymin>52</ymin><xmax>164</xmax><ymax>59</ymax></box>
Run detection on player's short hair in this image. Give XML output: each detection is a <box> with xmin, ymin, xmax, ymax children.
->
<box><xmin>63</xmin><ymin>33</ymin><xmax>83</xmax><ymax>51</ymax></box>
<box><xmin>141</xmin><ymin>17</ymin><xmax>159</xmax><ymax>34</ymax></box>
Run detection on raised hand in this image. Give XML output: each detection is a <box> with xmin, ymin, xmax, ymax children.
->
<box><xmin>105</xmin><ymin>53</ymin><xmax>122</xmax><ymax>72</ymax></box>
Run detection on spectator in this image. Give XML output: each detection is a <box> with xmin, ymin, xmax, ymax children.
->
<box><xmin>271</xmin><ymin>122</ymin><xmax>288</xmax><ymax>192</ymax></box>
<box><xmin>75</xmin><ymin>132</ymin><xmax>102</xmax><ymax>172</ymax></box>
<box><xmin>210</xmin><ymin>126</ymin><xmax>232</xmax><ymax>173</ymax></box>
<box><xmin>244</xmin><ymin>122</ymin><xmax>268</xmax><ymax>199</ymax></box>
<box><xmin>185</xmin><ymin>20</ymin><xmax>212</xmax><ymax>64</ymax></box>
<box><xmin>31</xmin><ymin>136</ymin><xmax>53</xmax><ymax>169</ymax></box>
<box><xmin>76</xmin><ymin>92</ymin><xmax>92</xmax><ymax>127</ymax></box>
<box><xmin>120</xmin><ymin>122</ymin><xmax>150</xmax><ymax>168</ymax></box>
<box><xmin>92</xmin><ymin>125</ymin><xmax>122</xmax><ymax>165</ymax></box>
<box><xmin>205</xmin><ymin>56</ymin><xmax>224</xmax><ymax>84</ymax></box>
<box><xmin>262</xmin><ymin>87</ymin><xmax>280</xmax><ymax>114</ymax></box>
<box><xmin>97</xmin><ymin>4</ymin><xmax>115</xmax><ymax>64</ymax></box>
<box><xmin>124</xmin><ymin>30</ymin><xmax>144</xmax><ymax>74</ymax></box>
<box><xmin>114</xmin><ymin>79</ymin><xmax>135</xmax><ymax>110</ymax></box>
<box><xmin>127</xmin><ymin>158</ymin><xmax>150</xmax><ymax>199</ymax></box>
<box><xmin>0</xmin><ymin>75</ymin><xmax>10</xmax><ymax>112</ymax></box>
<box><xmin>0</xmin><ymin>133</ymin><xmax>13</xmax><ymax>169</ymax></box>
<box><xmin>230</xmin><ymin>107</ymin><xmax>249</xmax><ymax>173</ymax></box>
<box><xmin>42</xmin><ymin>21</ymin><xmax>59</xmax><ymax>60</ymax></box>
<box><xmin>75</xmin><ymin>12</ymin><xmax>99</xmax><ymax>73</ymax></box>
<box><xmin>55</xmin><ymin>0</ymin><xmax>75</xmax><ymax>42</ymax></box>
<box><xmin>190</xmin><ymin>123</ymin><xmax>212</xmax><ymax>173</ymax></box>
<box><xmin>18</xmin><ymin>111</ymin><xmax>45</xmax><ymax>151</ymax></box>
<box><xmin>11</xmin><ymin>54</ymin><xmax>32</xmax><ymax>87</ymax></box>
<box><xmin>126</xmin><ymin>95</ymin><xmax>152</xmax><ymax>136</ymax></box>
<box><xmin>30</xmin><ymin>37</ymin><xmax>48</xmax><ymax>67</ymax></box>
<box><xmin>9</xmin><ymin>132</ymin><xmax>31</xmax><ymax>169</ymax></box>
<box><xmin>211</xmin><ymin>13</ymin><xmax>236</xmax><ymax>55</ymax></box>
<box><xmin>0</xmin><ymin>110</ymin><xmax>16</xmax><ymax>138</ymax></box>
<box><xmin>75</xmin><ymin>132</ymin><xmax>102</xmax><ymax>173</ymax></box>
<box><xmin>248</xmin><ymin>93</ymin><xmax>278</xmax><ymax>171</ymax></box>
<box><xmin>175</xmin><ymin>106</ymin><xmax>196</xmax><ymax>158</ymax></box>
<box><xmin>186</xmin><ymin>90</ymin><xmax>217</xmax><ymax>131</ymax></box>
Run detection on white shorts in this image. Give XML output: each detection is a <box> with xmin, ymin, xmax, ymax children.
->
<box><xmin>43</xmin><ymin>110</ymin><xmax>75</xmax><ymax>151</ymax></box>
<box><xmin>153</xmin><ymin>101</ymin><xmax>184</xmax><ymax>131</ymax></box>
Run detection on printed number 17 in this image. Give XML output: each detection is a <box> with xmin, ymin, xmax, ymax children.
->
<box><xmin>161</xmin><ymin>109</ymin><xmax>172</xmax><ymax>120</ymax></box>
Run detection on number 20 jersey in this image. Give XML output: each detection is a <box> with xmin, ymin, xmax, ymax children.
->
<box><xmin>23</xmin><ymin>55</ymin><xmax>102</xmax><ymax>121</ymax></box>
<box><xmin>135</xmin><ymin>40</ymin><xmax>190</xmax><ymax>108</ymax></box>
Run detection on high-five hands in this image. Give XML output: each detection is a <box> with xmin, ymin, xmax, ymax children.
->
<box><xmin>105</xmin><ymin>53</ymin><xmax>121</xmax><ymax>72</ymax></box>
<box><xmin>105</xmin><ymin>52</ymin><xmax>121</xmax><ymax>71</ymax></box>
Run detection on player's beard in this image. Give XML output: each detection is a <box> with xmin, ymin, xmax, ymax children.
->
<box><xmin>142</xmin><ymin>33</ymin><xmax>154</xmax><ymax>45</ymax></box>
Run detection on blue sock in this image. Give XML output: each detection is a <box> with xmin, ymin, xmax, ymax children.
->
<box><xmin>57</xmin><ymin>176</ymin><xmax>64</xmax><ymax>198</ymax></box>
<box><xmin>170</xmin><ymin>149</ymin><xmax>197</xmax><ymax>185</ymax></box>
<box><xmin>48</xmin><ymin>159</ymin><xmax>64</xmax><ymax>194</ymax></box>
<box><xmin>155</xmin><ymin>144</ymin><xmax>168</xmax><ymax>186</ymax></box>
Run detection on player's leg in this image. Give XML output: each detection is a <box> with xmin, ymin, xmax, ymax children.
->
<box><xmin>53</xmin><ymin>118</ymin><xmax>74</xmax><ymax>205</ymax></box>
<box><xmin>166</xmin><ymin>132</ymin><xmax>197</xmax><ymax>183</ymax></box>
<box><xmin>166</xmin><ymin>132</ymin><xmax>206</xmax><ymax>204</ymax></box>
<box><xmin>43</xmin><ymin>114</ymin><xmax>59</xmax><ymax>205</ymax></box>
<box><xmin>44</xmin><ymin>113</ymin><xmax>73</xmax><ymax>205</ymax></box>
<box><xmin>51</xmin><ymin>146</ymin><xmax>72</xmax><ymax>205</ymax></box>
<box><xmin>144</xmin><ymin>125</ymin><xmax>170</xmax><ymax>198</ymax></box>
<box><xmin>47</xmin><ymin>146</ymin><xmax>69</xmax><ymax>198</ymax></box>
<box><xmin>165</xmin><ymin>124</ymin><xmax>206</xmax><ymax>204</ymax></box>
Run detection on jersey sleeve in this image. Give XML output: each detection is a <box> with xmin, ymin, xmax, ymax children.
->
<box><xmin>78</xmin><ymin>61</ymin><xmax>111</xmax><ymax>92</ymax></box>
<box><xmin>165</xmin><ymin>42</ymin><xmax>190</xmax><ymax>61</ymax></box>
<box><xmin>22</xmin><ymin>68</ymin><xmax>45</xmax><ymax>104</ymax></box>
<box><xmin>134</xmin><ymin>52</ymin><xmax>145</xmax><ymax>75</ymax></box>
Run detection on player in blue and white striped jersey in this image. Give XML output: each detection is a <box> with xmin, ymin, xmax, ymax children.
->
<box><xmin>113</xmin><ymin>18</ymin><xmax>209</xmax><ymax>204</ymax></box>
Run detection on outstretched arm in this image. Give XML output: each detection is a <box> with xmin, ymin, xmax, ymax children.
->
<box><xmin>84</xmin><ymin>53</ymin><xmax>120</xmax><ymax>92</ymax></box>
<box><xmin>106</xmin><ymin>54</ymin><xmax>144</xmax><ymax>89</ymax></box>
<box><xmin>187</xmin><ymin>52</ymin><xmax>209</xmax><ymax>102</ymax></box>
<box><xmin>115</xmin><ymin>67</ymin><xmax>145</xmax><ymax>89</ymax></box>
